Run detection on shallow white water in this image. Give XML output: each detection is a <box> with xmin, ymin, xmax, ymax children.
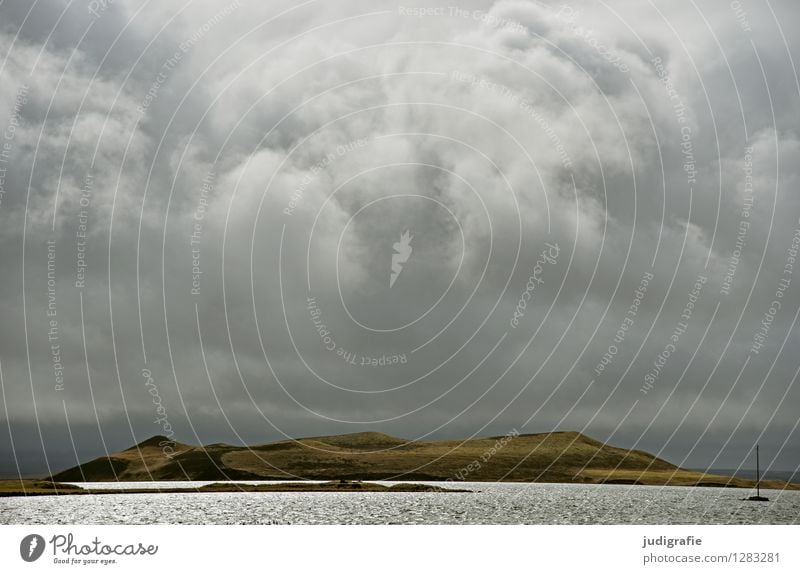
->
<box><xmin>2</xmin><ymin>482</ymin><xmax>798</xmax><ymax>524</ymax></box>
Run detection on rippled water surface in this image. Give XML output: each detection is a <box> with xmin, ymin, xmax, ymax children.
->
<box><xmin>2</xmin><ymin>482</ymin><xmax>798</xmax><ymax>524</ymax></box>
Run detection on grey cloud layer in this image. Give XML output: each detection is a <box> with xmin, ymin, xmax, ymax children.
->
<box><xmin>1</xmin><ymin>0</ymin><xmax>799</xmax><ymax>476</ymax></box>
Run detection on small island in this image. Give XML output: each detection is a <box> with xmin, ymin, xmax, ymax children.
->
<box><xmin>5</xmin><ymin>430</ymin><xmax>797</xmax><ymax>496</ymax></box>
<box><xmin>0</xmin><ymin>479</ymin><xmax>469</xmax><ymax>497</ymax></box>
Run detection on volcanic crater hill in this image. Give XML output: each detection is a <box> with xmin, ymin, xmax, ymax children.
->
<box><xmin>49</xmin><ymin>431</ymin><xmax>799</xmax><ymax>490</ymax></box>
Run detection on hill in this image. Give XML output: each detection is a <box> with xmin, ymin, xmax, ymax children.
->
<box><xmin>49</xmin><ymin>431</ymin><xmax>799</xmax><ymax>490</ymax></box>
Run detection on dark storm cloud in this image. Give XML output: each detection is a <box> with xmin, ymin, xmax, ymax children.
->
<box><xmin>1</xmin><ymin>0</ymin><xmax>799</xmax><ymax>477</ymax></box>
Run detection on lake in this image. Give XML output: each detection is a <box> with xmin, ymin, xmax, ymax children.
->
<box><xmin>2</xmin><ymin>481</ymin><xmax>798</xmax><ymax>524</ymax></box>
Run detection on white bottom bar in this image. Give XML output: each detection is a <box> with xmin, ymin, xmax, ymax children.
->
<box><xmin>2</xmin><ymin>525</ymin><xmax>799</xmax><ymax>573</ymax></box>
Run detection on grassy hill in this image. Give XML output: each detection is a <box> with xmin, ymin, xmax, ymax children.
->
<box><xmin>48</xmin><ymin>431</ymin><xmax>799</xmax><ymax>490</ymax></box>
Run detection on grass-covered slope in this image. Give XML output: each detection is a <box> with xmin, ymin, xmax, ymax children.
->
<box><xmin>48</xmin><ymin>431</ymin><xmax>799</xmax><ymax>490</ymax></box>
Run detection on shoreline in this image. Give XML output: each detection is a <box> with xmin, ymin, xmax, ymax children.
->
<box><xmin>0</xmin><ymin>479</ymin><xmax>471</xmax><ymax>497</ymax></box>
<box><xmin>2</xmin><ymin>477</ymin><xmax>797</xmax><ymax>498</ymax></box>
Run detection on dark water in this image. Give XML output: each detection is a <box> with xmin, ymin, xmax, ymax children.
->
<box><xmin>2</xmin><ymin>481</ymin><xmax>799</xmax><ymax>524</ymax></box>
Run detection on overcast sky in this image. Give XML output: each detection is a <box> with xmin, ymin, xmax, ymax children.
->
<box><xmin>1</xmin><ymin>0</ymin><xmax>799</xmax><ymax>477</ymax></box>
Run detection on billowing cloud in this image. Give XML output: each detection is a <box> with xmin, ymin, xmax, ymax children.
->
<box><xmin>1</xmin><ymin>0</ymin><xmax>799</xmax><ymax>478</ymax></box>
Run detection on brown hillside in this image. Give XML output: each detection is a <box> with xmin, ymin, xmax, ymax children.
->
<box><xmin>48</xmin><ymin>431</ymin><xmax>799</xmax><ymax>491</ymax></box>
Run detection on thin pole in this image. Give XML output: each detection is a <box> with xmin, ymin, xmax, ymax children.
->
<box><xmin>756</xmin><ymin>445</ymin><xmax>760</xmax><ymax>497</ymax></box>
